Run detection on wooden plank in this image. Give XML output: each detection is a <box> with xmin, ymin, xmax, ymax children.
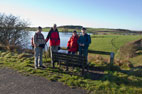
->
<box><xmin>88</xmin><ymin>50</ymin><xmax>111</xmax><ymax>55</ymax></box>
<box><xmin>60</xmin><ymin>47</ymin><xmax>111</xmax><ymax>55</ymax></box>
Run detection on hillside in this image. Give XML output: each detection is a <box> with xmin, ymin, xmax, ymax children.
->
<box><xmin>27</xmin><ymin>25</ymin><xmax>142</xmax><ymax>35</ymax></box>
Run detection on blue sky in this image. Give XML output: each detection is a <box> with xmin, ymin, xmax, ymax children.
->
<box><xmin>0</xmin><ymin>0</ymin><xmax>142</xmax><ymax>30</ymax></box>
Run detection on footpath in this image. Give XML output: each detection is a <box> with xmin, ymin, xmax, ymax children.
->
<box><xmin>0</xmin><ymin>67</ymin><xmax>86</xmax><ymax>94</ymax></box>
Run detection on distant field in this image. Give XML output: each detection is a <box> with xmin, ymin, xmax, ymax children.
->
<box><xmin>89</xmin><ymin>35</ymin><xmax>142</xmax><ymax>53</ymax></box>
<box><xmin>89</xmin><ymin>35</ymin><xmax>142</xmax><ymax>65</ymax></box>
<box><xmin>27</xmin><ymin>26</ymin><xmax>142</xmax><ymax>35</ymax></box>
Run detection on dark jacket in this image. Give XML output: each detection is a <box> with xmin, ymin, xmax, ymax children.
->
<box><xmin>77</xmin><ymin>33</ymin><xmax>91</xmax><ymax>49</ymax></box>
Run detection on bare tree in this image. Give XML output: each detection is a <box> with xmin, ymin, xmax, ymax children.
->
<box><xmin>0</xmin><ymin>13</ymin><xmax>29</xmax><ymax>49</ymax></box>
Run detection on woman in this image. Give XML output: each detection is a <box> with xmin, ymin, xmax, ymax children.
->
<box><xmin>67</xmin><ymin>30</ymin><xmax>79</xmax><ymax>54</ymax></box>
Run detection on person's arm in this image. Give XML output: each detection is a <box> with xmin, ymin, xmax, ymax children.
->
<box><xmin>33</xmin><ymin>33</ymin><xmax>38</xmax><ymax>47</ymax></box>
<box><xmin>31</xmin><ymin>37</ymin><xmax>34</xmax><ymax>47</ymax></box>
<box><xmin>77</xmin><ymin>36</ymin><xmax>82</xmax><ymax>46</ymax></box>
<box><xmin>57</xmin><ymin>29</ymin><xmax>60</xmax><ymax>45</ymax></box>
<box><xmin>45</xmin><ymin>29</ymin><xmax>51</xmax><ymax>42</ymax></box>
<box><xmin>67</xmin><ymin>37</ymin><xmax>71</xmax><ymax>49</ymax></box>
<box><xmin>88</xmin><ymin>35</ymin><xmax>91</xmax><ymax>45</ymax></box>
<box><xmin>84</xmin><ymin>34</ymin><xmax>91</xmax><ymax>46</ymax></box>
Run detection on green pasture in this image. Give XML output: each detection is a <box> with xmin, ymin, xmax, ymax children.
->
<box><xmin>89</xmin><ymin>35</ymin><xmax>142</xmax><ymax>53</ymax></box>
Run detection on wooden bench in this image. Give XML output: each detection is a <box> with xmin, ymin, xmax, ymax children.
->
<box><xmin>51</xmin><ymin>51</ymin><xmax>88</xmax><ymax>75</ymax></box>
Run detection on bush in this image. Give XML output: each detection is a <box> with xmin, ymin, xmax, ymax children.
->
<box><xmin>0</xmin><ymin>13</ymin><xmax>29</xmax><ymax>49</ymax></box>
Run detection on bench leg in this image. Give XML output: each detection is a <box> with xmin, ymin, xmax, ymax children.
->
<box><xmin>86</xmin><ymin>64</ymin><xmax>89</xmax><ymax>72</ymax></box>
<box><xmin>59</xmin><ymin>61</ymin><xmax>61</xmax><ymax>67</ymax></box>
<box><xmin>82</xmin><ymin>69</ymin><xmax>84</xmax><ymax>76</ymax></box>
<box><xmin>82</xmin><ymin>66</ymin><xmax>85</xmax><ymax>76</ymax></box>
<box><xmin>66</xmin><ymin>66</ymin><xmax>68</xmax><ymax>71</ymax></box>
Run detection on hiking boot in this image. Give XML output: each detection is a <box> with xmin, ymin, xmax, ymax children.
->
<box><xmin>39</xmin><ymin>66</ymin><xmax>46</xmax><ymax>69</ymax></box>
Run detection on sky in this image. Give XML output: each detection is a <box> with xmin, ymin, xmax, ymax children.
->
<box><xmin>0</xmin><ymin>0</ymin><xmax>142</xmax><ymax>30</ymax></box>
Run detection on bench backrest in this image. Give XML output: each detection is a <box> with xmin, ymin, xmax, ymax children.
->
<box><xmin>52</xmin><ymin>52</ymin><xmax>87</xmax><ymax>66</ymax></box>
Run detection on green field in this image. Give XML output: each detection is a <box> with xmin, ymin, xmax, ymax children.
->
<box><xmin>89</xmin><ymin>35</ymin><xmax>142</xmax><ymax>65</ymax></box>
<box><xmin>89</xmin><ymin>35</ymin><xmax>142</xmax><ymax>53</ymax></box>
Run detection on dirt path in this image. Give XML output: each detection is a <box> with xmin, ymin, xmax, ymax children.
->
<box><xmin>0</xmin><ymin>67</ymin><xmax>86</xmax><ymax>94</ymax></box>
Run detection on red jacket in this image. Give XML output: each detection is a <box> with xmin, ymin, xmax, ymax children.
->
<box><xmin>67</xmin><ymin>35</ymin><xmax>79</xmax><ymax>52</ymax></box>
<box><xmin>46</xmin><ymin>28</ymin><xmax>60</xmax><ymax>46</ymax></box>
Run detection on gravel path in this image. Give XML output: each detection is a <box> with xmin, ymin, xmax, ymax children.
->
<box><xmin>0</xmin><ymin>68</ymin><xmax>86</xmax><ymax>94</ymax></box>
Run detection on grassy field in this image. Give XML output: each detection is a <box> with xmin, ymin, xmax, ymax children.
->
<box><xmin>89</xmin><ymin>35</ymin><xmax>142</xmax><ymax>53</ymax></box>
<box><xmin>89</xmin><ymin>35</ymin><xmax>142</xmax><ymax>66</ymax></box>
<box><xmin>0</xmin><ymin>35</ymin><xmax>142</xmax><ymax>94</ymax></box>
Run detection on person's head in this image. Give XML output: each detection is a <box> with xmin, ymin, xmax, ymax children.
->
<box><xmin>53</xmin><ymin>24</ymin><xmax>57</xmax><ymax>31</ymax></box>
<box><xmin>38</xmin><ymin>26</ymin><xmax>42</xmax><ymax>32</ymax></box>
<box><xmin>73</xmin><ymin>30</ymin><xmax>77</xmax><ymax>36</ymax></box>
<box><xmin>81</xmin><ymin>27</ymin><xmax>86</xmax><ymax>35</ymax></box>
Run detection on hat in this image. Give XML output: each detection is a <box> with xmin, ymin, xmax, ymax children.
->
<box><xmin>73</xmin><ymin>30</ymin><xmax>77</xmax><ymax>33</ymax></box>
<box><xmin>81</xmin><ymin>27</ymin><xmax>86</xmax><ymax>30</ymax></box>
<box><xmin>38</xmin><ymin>26</ymin><xmax>42</xmax><ymax>30</ymax></box>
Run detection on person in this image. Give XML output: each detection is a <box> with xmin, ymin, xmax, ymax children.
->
<box><xmin>33</xmin><ymin>26</ymin><xmax>45</xmax><ymax>69</ymax></box>
<box><xmin>45</xmin><ymin>24</ymin><xmax>60</xmax><ymax>66</ymax></box>
<box><xmin>67</xmin><ymin>30</ymin><xmax>79</xmax><ymax>55</ymax></box>
<box><xmin>78</xmin><ymin>27</ymin><xmax>91</xmax><ymax>58</ymax></box>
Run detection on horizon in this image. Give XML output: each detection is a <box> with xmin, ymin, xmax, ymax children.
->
<box><xmin>28</xmin><ymin>25</ymin><xmax>142</xmax><ymax>31</ymax></box>
<box><xmin>0</xmin><ymin>0</ymin><xmax>142</xmax><ymax>31</ymax></box>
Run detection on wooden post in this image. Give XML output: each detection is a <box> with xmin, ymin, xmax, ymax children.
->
<box><xmin>110</xmin><ymin>52</ymin><xmax>115</xmax><ymax>65</ymax></box>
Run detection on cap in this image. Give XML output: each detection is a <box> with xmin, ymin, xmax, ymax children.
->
<box><xmin>81</xmin><ymin>27</ymin><xmax>86</xmax><ymax>30</ymax></box>
<box><xmin>73</xmin><ymin>30</ymin><xmax>77</xmax><ymax>33</ymax></box>
<box><xmin>38</xmin><ymin>26</ymin><xmax>42</xmax><ymax>30</ymax></box>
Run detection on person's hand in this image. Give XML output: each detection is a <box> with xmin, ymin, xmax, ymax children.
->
<box><xmin>67</xmin><ymin>47</ymin><xmax>70</xmax><ymax>49</ymax></box>
<box><xmin>58</xmin><ymin>46</ymin><xmax>61</xmax><ymax>50</ymax></box>
<box><xmin>34</xmin><ymin>44</ymin><xmax>36</xmax><ymax>47</ymax></box>
<box><xmin>80</xmin><ymin>44</ymin><xmax>84</xmax><ymax>46</ymax></box>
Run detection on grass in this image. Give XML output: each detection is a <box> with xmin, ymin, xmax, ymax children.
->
<box><xmin>89</xmin><ymin>35</ymin><xmax>142</xmax><ymax>53</ymax></box>
<box><xmin>1</xmin><ymin>50</ymin><xmax>142</xmax><ymax>94</ymax></box>
<box><xmin>0</xmin><ymin>35</ymin><xmax>142</xmax><ymax>94</ymax></box>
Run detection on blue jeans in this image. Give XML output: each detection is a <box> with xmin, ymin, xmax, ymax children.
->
<box><xmin>79</xmin><ymin>47</ymin><xmax>88</xmax><ymax>57</ymax></box>
<box><xmin>34</xmin><ymin>47</ymin><xmax>43</xmax><ymax>68</ymax></box>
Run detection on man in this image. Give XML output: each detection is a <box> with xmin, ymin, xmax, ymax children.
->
<box><xmin>45</xmin><ymin>24</ymin><xmax>60</xmax><ymax>67</ymax></box>
<box><xmin>78</xmin><ymin>28</ymin><xmax>91</xmax><ymax>58</ymax></box>
<box><xmin>67</xmin><ymin>30</ymin><xmax>79</xmax><ymax>55</ymax></box>
<box><xmin>33</xmin><ymin>26</ymin><xmax>45</xmax><ymax>69</ymax></box>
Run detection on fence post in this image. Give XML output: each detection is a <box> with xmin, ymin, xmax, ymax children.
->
<box><xmin>110</xmin><ymin>52</ymin><xmax>115</xmax><ymax>66</ymax></box>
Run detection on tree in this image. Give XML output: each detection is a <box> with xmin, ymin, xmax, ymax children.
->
<box><xmin>0</xmin><ymin>13</ymin><xmax>29</xmax><ymax>49</ymax></box>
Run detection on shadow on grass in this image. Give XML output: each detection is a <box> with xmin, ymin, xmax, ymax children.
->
<box><xmin>119</xmin><ymin>66</ymin><xmax>142</xmax><ymax>77</ymax></box>
<box><xmin>83</xmin><ymin>64</ymin><xmax>121</xmax><ymax>80</ymax></box>
<box><xmin>102</xmin><ymin>73</ymin><xmax>142</xmax><ymax>88</ymax></box>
